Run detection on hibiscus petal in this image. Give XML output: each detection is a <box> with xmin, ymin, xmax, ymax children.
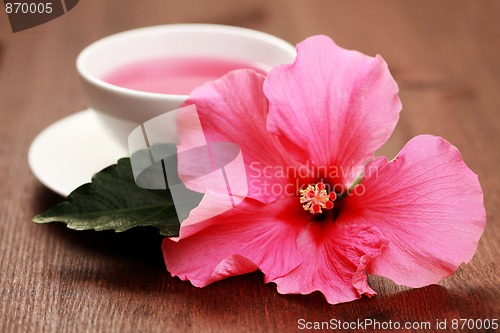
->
<box><xmin>264</xmin><ymin>35</ymin><xmax>402</xmax><ymax>187</ymax></box>
<box><xmin>178</xmin><ymin>70</ymin><xmax>293</xmax><ymax>203</ymax></box>
<box><xmin>162</xmin><ymin>192</ymin><xmax>308</xmax><ymax>287</ymax></box>
<box><xmin>271</xmin><ymin>222</ymin><xmax>387</xmax><ymax>305</ymax></box>
<box><xmin>342</xmin><ymin>135</ymin><xmax>486</xmax><ymax>287</ymax></box>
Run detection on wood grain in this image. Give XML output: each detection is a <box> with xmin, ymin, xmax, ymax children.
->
<box><xmin>0</xmin><ymin>1</ymin><xmax>498</xmax><ymax>332</ymax></box>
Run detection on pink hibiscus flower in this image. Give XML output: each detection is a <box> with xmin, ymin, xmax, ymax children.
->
<box><xmin>162</xmin><ymin>35</ymin><xmax>486</xmax><ymax>304</ymax></box>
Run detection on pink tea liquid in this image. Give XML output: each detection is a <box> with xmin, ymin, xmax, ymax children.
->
<box><xmin>102</xmin><ymin>56</ymin><xmax>268</xmax><ymax>95</ymax></box>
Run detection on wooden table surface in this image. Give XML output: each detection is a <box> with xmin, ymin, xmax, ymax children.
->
<box><xmin>1</xmin><ymin>1</ymin><xmax>499</xmax><ymax>332</ymax></box>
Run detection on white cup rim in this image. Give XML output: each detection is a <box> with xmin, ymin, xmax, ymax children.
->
<box><xmin>76</xmin><ymin>23</ymin><xmax>296</xmax><ymax>101</ymax></box>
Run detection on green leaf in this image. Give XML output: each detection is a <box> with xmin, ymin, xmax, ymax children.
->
<box><xmin>33</xmin><ymin>158</ymin><xmax>180</xmax><ymax>236</ymax></box>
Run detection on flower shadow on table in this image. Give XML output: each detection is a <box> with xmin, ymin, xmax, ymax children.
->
<box><xmin>158</xmin><ymin>275</ymin><xmax>498</xmax><ymax>331</ymax></box>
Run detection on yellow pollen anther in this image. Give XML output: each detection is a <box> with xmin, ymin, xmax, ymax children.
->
<box><xmin>299</xmin><ymin>182</ymin><xmax>337</xmax><ymax>214</ymax></box>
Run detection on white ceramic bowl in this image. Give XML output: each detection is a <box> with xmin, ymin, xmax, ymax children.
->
<box><xmin>76</xmin><ymin>24</ymin><xmax>297</xmax><ymax>147</ymax></box>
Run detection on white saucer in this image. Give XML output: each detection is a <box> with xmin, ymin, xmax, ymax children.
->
<box><xmin>28</xmin><ymin>109</ymin><xmax>128</xmax><ymax>196</ymax></box>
